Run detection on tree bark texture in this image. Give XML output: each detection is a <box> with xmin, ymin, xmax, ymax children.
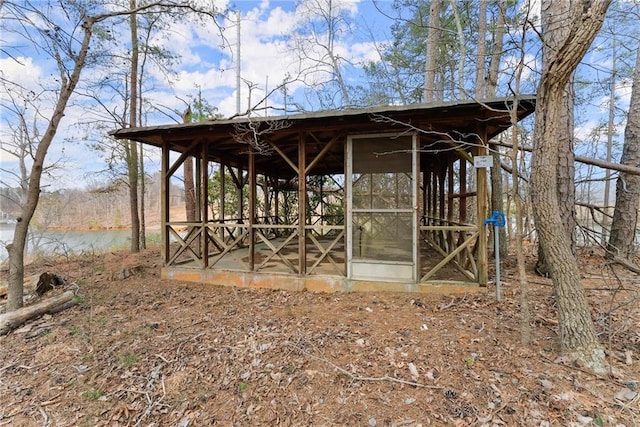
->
<box><xmin>530</xmin><ymin>0</ymin><xmax>611</xmax><ymax>368</ymax></box>
<box><xmin>0</xmin><ymin>291</ymin><xmax>77</xmax><ymax>335</ymax></box>
<box><xmin>608</xmin><ymin>44</ymin><xmax>640</xmax><ymax>259</ymax></box>
<box><xmin>128</xmin><ymin>0</ymin><xmax>141</xmax><ymax>253</ymax></box>
<box><xmin>423</xmin><ymin>0</ymin><xmax>441</xmax><ymax>103</ymax></box>
<box><xmin>535</xmin><ymin>0</ymin><xmax>577</xmax><ymax>276</ymax></box>
<box><xmin>487</xmin><ymin>0</ymin><xmax>508</xmax><ymax>257</ymax></box>
<box><xmin>182</xmin><ymin>107</ymin><xmax>197</xmax><ymax>222</ymax></box>
<box><xmin>7</xmin><ymin>16</ymin><xmax>95</xmax><ymax>311</ymax></box>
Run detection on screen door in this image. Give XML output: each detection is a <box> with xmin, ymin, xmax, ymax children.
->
<box><xmin>346</xmin><ymin>133</ymin><xmax>418</xmax><ymax>282</ymax></box>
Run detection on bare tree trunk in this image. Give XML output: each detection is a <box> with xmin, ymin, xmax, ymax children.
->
<box><xmin>474</xmin><ymin>0</ymin><xmax>486</xmax><ymax>99</ymax></box>
<box><xmin>423</xmin><ymin>0</ymin><xmax>441</xmax><ymax>103</ymax></box>
<box><xmin>485</xmin><ymin>0</ymin><xmax>506</xmax><ymax>98</ymax></box>
<box><xmin>182</xmin><ymin>106</ymin><xmax>196</xmax><ymax>222</ymax></box>
<box><xmin>530</xmin><ymin>0</ymin><xmax>611</xmax><ymax>371</ymax></box>
<box><xmin>535</xmin><ymin>0</ymin><xmax>577</xmax><ymax>276</ymax></box>
<box><xmin>602</xmin><ymin>37</ymin><xmax>617</xmax><ymax>245</ymax></box>
<box><xmin>325</xmin><ymin>0</ymin><xmax>351</xmax><ymax>106</ymax></box>
<box><xmin>508</xmin><ymin>9</ymin><xmax>530</xmax><ymax>346</ymax></box>
<box><xmin>448</xmin><ymin>0</ymin><xmax>465</xmax><ymax>99</ymax></box>
<box><xmin>608</xmin><ymin>44</ymin><xmax>640</xmax><ymax>259</ymax></box>
<box><xmin>7</xmin><ymin>16</ymin><xmax>95</xmax><ymax>311</ymax></box>
<box><xmin>486</xmin><ymin>0</ymin><xmax>508</xmax><ymax>257</ymax></box>
<box><xmin>128</xmin><ymin>0</ymin><xmax>140</xmax><ymax>253</ymax></box>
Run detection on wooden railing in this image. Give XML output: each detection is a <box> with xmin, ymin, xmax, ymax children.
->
<box><xmin>164</xmin><ymin>220</ymin><xmax>346</xmax><ymax>277</ymax></box>
<box><xmin>419</xmin><ymin>219</ymin><xmax>478</xmax><ymax>281</ymax></box>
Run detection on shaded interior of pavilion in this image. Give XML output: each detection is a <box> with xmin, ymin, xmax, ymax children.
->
<box><xmin>111</xmin><ymin>97</ymin><xmax>536</xmax><ymax>292</ymax></box>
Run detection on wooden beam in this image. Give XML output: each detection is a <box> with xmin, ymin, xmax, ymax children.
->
<box><xmin>161</xmin><ymin>140</ymin><xmax>170</xmax><ymax>265</ymax></box>
<box><xmin>268</xmin><ymin>139</ymin><xmax>299</xmax><ymax>174</ymax></box>
<box><xmin>201</xmin><ymin>143</ymin><xmax>209</xmax><ymax>267</ymax></box>
<box><xmin>298</xmin><ymin>133</ymin><xmax>307</xmax><ymax>275</ymax></box>
<box><xmin>305</xmin><ymin>134</ymin><xmax>339</xmax><ymax>174</ymax></box>
<box><xmin>220</xmin><ymin>163</ymin><xmax>225</xmax><ymax>224</ymax></box>
<box><xmin>476</xmin><ymin>129</ymin><xmax>489</xmax><ymax>286</ymax></box>
<box><xmin>167</xmin><ymin>138</ymin><xmax>201</xmax><ymax>177</ymax></box>
<box><xmin>249</xmin><ymin>149</ymin><xmax>256</xmax><ymax>271</ymax></box>
<box><xmin>460</xmin><ymin>159</ymin><xmax>467</xmax><ymax>223</ymax></box>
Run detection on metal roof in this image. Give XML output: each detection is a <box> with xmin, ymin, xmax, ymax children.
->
<box><xmin>110</xmin><ymin>96</ymin><xmax>536</xmax><ymax>178</ymax></box>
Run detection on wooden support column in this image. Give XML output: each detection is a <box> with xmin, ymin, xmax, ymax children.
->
<box><xmin>431</xmin><ymin>169</ymin><xmax>438</xmax><ymax>220</ymax></box>
<box><xmin>195</xmin><ymin>148</ymin><xmax>202</xmax><ymax>222</ymax></box>
<box><xmin>447</xmin><ymin>159</ymin><xmax>454</xmax><ymax>222</ymax></box>
<box><xmin>220</xmin><ymin>164</ymin><xmax>225</xmax><ymax>220</ymax></box>
<box><xmin>460</xmin><ymin>158</ymin><xmax>467</xmax><ymax>223</ymax></box>
<box><xmin>237</xmin><ymin>167</ymin><xmax>244</xmax><ymax>222</ymax></box>
<box><xmin>447</xmin><ymin>159</ymin><xmax>455</xmax><ymax>250</ymax></box>
<box><xmin>161</xmin><ymin>140</ymin><xmax>170</xmax><ymax>265</ymax></box>
<box><xmin>264</xmin><ymin>176</ymin><xmax>272</xmax><ymax>224</ymax></box>
<box><xmin>201</xmin><ymin>143</ymin><xmax>209</xmax><ymax>267</ymax></box>
<box><xmin>298</xmin><ymin>134</ymin><xmax>307</xmax><ymax>275</ymax></box>
<box><xmin>415</xmin><ymin>140</ymin><xmax>421</xmax><ymax>283</ymax></box>
<box><xmin>476</xmin><ymin>129</ymin><xmax>489</xmax><ymax>286</ymax></box>
<box><xmin>438</xmin><ymin>166</ymin><xmax>446</xmax><ymax>221</ymax></box>
<box><xmin>422</xmin><ymin>167</ymin><xmax>428</xmax><ymax>220</ymax></box>
<box><xmin>425</xmin><ymin>167</ymin><xmax>431</xmax><ymax>221</ymax></box>
<box><xmin>248</xmin><ymin>149</ymin><xmax>256</xmax><ymax>271</ymax></box>
<box><xmin>274</xmin><ymin>178</ymin><xmax>280</xmax><ymax>226</ymax></box>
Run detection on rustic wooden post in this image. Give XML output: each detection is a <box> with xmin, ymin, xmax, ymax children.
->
<box><xmin>220</xmin><ymin>163</ymin><xmax>225</xmax><ymax>238</ymax></box>
<box><xmin>274</xmin><ymin>177</ymin><xmax>280</xmax><ymax>226</ymax></box>
<box><xmin>460</xmin><ymin>158</ymin><xmax>467</xmax><ymax>223</ymax></box>
<box><xmin>476</xmin><ymin>128</ymin><xmax>489</xmax><ymax>286</ymax></box>
<box><xmin>248</xmin><ymin>149</ymin><xmax>256</xmax><ymax>271</ymax></box>
<box><xmin>447</xmin><ymin>158</ymin><xmax>455</xmax><ymax>250</ymax></box>
<box><xmin>237</xmin><ymin>166</ymin><xmax>244</xmax><ymax>223</ymax></box>
<box><xmin>415</xmin><ymin>139</ymin><xmax>422</xmax><ymax>282</ymax></box>
<box><xmin>201</xmin><ymin>143</ymin><xmax>209</xmax><ymax>267</ymax></box>
<box><xmin>298</xmin><ymin>133</ymin><xmax>307</xmax><ymax>275</ymax></box>
<box><xmin>422</xmin><ymin>165</ymin><xmax>428</xmax><ymax>220</ymax></box>
<box><xmin>161</xmin><ymin>140</ymin><xmax>170</xmax><ymax>265</ymax></box>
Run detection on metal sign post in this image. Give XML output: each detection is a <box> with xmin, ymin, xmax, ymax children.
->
<box><xmin>484</xmin><ymin>211</ymin><xmax>506</xmax><ymax>301</ymax></box>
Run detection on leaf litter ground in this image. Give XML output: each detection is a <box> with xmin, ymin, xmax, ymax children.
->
<box><xmin>0</xmin><ymin>246</ymin><xmax>638</xmax><ymax>426</ymax></box>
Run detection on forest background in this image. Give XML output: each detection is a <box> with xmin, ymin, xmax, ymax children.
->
<box><xmin>1</xmin><ymin>0</ymin><xmax>637</xmax><ymax>249</ymax></box>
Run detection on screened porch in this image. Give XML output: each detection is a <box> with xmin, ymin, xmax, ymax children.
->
<box><xmin>111</xmin><ymin>97</ymin><xmax>535</xmax><ymax>293</ymax></box>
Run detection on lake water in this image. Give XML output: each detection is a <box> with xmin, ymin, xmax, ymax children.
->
<box><xmin>0</xmin><ymin>224</ymin><xmax>144</xmax><ymax>262</ymax></box>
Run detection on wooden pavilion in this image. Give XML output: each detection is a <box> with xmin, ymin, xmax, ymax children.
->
<box><xmin>111</xmin><ymin>97</ymin><xmax>536</xmax><ymax>293</ymax></box>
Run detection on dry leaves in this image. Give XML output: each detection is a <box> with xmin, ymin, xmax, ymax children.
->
<box><xmin>0</xmin><ymin>246</ymin><xmax>638</xmax><ymax>426</ymax></box>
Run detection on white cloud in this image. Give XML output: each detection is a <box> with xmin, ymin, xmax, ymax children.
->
<box><xmin>0</xmin><ymin>57</ymin><xmax>42</xmax><ymax>90</ymax></box>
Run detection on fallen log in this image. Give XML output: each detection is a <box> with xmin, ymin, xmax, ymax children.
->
<box><xmin>0</xmin><ymin>290</ymin><xmax>77</xmax><ymax>335</ymax></box>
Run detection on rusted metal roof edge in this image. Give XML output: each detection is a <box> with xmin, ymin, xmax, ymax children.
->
<box><xmin>109</xmin><ymin>95</ymin><xmax>536</xmax><ymax>143</ymax></box>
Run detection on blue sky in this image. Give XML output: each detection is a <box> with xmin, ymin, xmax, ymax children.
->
<box><xmin>0</xmin><ymin>0</ymin><xmax>635</xmax><ymax>193</ymax></box>
<box><xmin>0</xmin><ymin>0</ymin><xmax>398</xmax><ymax>188</ymax></box>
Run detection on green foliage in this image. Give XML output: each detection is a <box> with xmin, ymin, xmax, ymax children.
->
<box><xmin>187</xmin><ymin>87</ymin><xmax>223</xmax><ymax>122</ymax></box>
<box><xmin>83</xmin><ymin>388</ymin><xmax>103</xmax><ymax>401</ymax></box>
<box><xmin>306</xmin><ymin>175</ymin><xmax>344</xmax><ymax>225</ymax></box>
<box><xmin>117</xmin><ymin>352</ymin><xmax>138</xmax><ymax>368</ymax></box>
<box><xmin>463</xmin><ymin>356</ymin><xmax>474</xmax><ymax>368</ymax></box>
<box><xmin>238</xmin><ymin>381</ymin><xmax>248</xmax><ymax>392</ymax></box>
<box><xmin>208</xmin><ymin>167</ymin><xmax>249</xmax><ymax>220</ymax></box>
<box><xmin>70</xmin><ymin>326</ymin><xmax>84</xmax><ymax>336</ymax></box>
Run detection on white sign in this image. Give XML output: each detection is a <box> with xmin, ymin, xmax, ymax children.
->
<box><xmin>474</xmin><ymin>155</ymin><xmax>493</xmax><ymax>168</ymax></box>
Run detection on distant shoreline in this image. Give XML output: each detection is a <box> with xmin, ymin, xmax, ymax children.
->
<box><xmin>0</xmin><ymin>224</ymin><xmax>162</xmax><ymax>232</ymax></box>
